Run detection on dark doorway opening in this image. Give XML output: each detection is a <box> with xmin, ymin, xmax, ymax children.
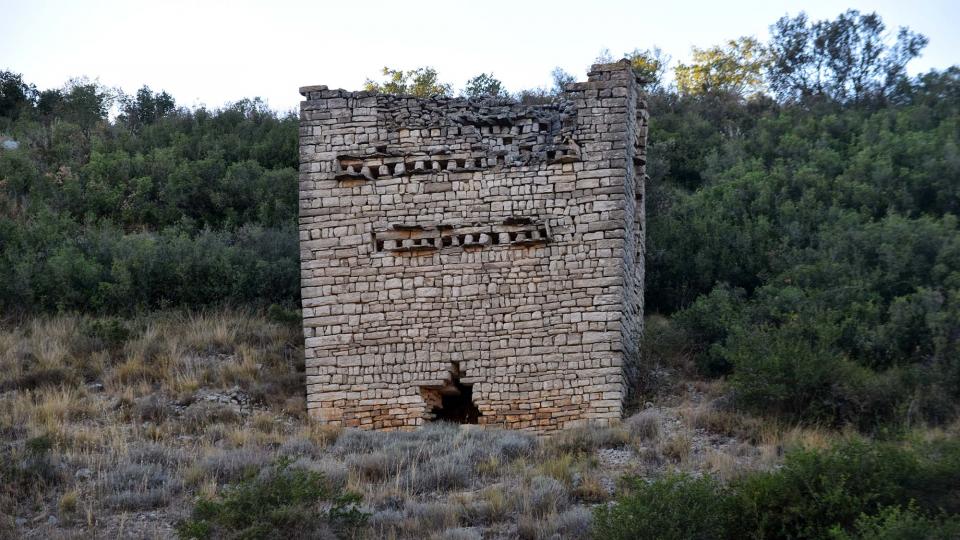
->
<box><xmin>421</xmin><ymin>363</ymin><xmax>481</xmax><ymax>424</ymax></box>
<box><xmin>433</xmin><ymin>380</ymin><xmax>481</xmax><ymax>424</ymax></box>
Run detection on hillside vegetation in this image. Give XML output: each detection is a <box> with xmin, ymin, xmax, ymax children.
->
<box><xmin>1</xmin><ymin>8</ymin><xmax>959</xmax><ymax>539</ymax></box>
<box><xmin>0</xmin><ymin>88</ymin><xmax>299</xmax><ymax>313</ymax></box>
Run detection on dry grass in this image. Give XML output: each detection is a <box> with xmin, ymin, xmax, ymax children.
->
<box><xmin>703</xmin><ymin>449</ymin><xmax>742</xmax><ymax>482</ymax></box>
<box><xmin>0</xmin><ymin>309</ymin><xmax>817</xmax><ymax>539</ymax></box>
<box><xmin>0</xmin><ymin>310</ymin><xmax>307</xmax><ymax>536</ymax></box>
<box><xmin>535</xmin><ymin>452</ymin><xmax>576</xmax><ymax>484</ymax></box>
<box><xmin>571</xmin><ymin>471</ymin><xmax>610</xmax><ymax>503</ymax></box>
<box><xmin>659</xmin><ymin>433</ymin><xmax>693</xmax><ymax>464</ymax></box>
<box><xmin>682</xmin><ymin>404</ymin><xmax>765</xmax><ymax>443</ymax></box>
<box><xmin>624</xmin><ymin>408</ymin><xmax>662</xmax><ymax>442</ymax></box>
<box><xmin>545</xmin><ymin>423</ymin><xmax>631</xmax><ymax>456</ymax></box>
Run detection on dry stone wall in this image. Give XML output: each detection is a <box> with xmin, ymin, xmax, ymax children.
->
<box><xmin>298</xmin><ymin>60</ymin><xmax>648</xmax><ymax>432</ymax></box>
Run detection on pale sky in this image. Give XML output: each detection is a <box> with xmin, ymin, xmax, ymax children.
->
<box><xmin>2</xmin><ymin>0</ymin><xmax>957</xmax><ymax>113</ymax></box>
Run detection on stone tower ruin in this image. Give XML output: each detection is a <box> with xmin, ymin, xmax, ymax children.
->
<box><xmin>298</xmin><ymin>60</ymin><xmax>648</xmax><ymax>432</ymax></box>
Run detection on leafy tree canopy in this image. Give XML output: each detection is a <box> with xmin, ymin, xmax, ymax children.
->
<box><xmin>363</xmin><ymin>66</ymin><xmax>452</xmax><ymax>97</ymax></box>
<box><xmin>462</xmin><ymin>73</ymin><xmax>508</xmax><ymax>98</ymax></box>
<box><xmin>766</xmin><ymin>9</ymin><xmax>928</xmax><ymax>103</ymax></box>
<box><xmin>674</xmin><ymin>36</ymin><xmax>767</xmax><ymax>97</ymax></box>
<box><xmin>625</xmin><ymin>47</ymin><xmax>671</xmax><ymax>89</ymax></box>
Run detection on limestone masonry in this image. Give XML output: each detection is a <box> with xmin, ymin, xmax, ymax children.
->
<box><xmin>298</xmin><ymin>60</ymin><xmax>648</xmax><ymax>432</ymax></box>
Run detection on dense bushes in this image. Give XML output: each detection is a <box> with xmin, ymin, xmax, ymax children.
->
<box><xmin>833</xmin><ymin>505</ymin><xmax>960</xmax><ymax>540</ymax></box>
<box><xmin>634</xmin><ymin>14</ymin><xmax>960</xmax><ymax>432</ymax></box>
<box><xmin>594</xmin><ymin>439</ymin><xmax>960</xmax><ymax>539</ymax></box>
<box><xmin>593</xmin><ymin>474</ymin><xmax>735</xmax><ymax>540</ymax></box>
<box><xmin>0</xmin><ymin>218</ymin><xmax>298</xmax><ymax>312</ymax></box>
<box><xmin>0</xmin><ymin>84</ymin><xmax>299</xmax><ymax>315</ymax></box>
<box><xmin>648</xmin><ymin>70</ymin><xmax>960</xmax><ymax>428</ymax></box>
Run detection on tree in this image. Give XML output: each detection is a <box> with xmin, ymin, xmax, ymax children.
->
<box><xmin>462</xmin><ymin>73</ymin><xmax>507</xmax><ymax>98</ymax></box>
<box><xmin>766</xmin><ymin>10</ymin><xmax>928</xmax><ymax>103</ymax></box>
<box><xmin>550</xmin><ymin>67</ymin><xmax>575</xmax><ymax>95</ymax></box>
<box><xmin>363</xmin><ymin>67</ymin><xmax>452</xmax><ymax>97</ymax></box>
<box><xmin>594</xmin><ymin>48</ymin><xmax>614</xmax><ymax>64</ymax></box>
<box><xmin>625</xmin><ymin>47</ymin><xmax>671</xmax><ymax>90</ymax></box>
<box><xmin>514</xmin><ymin>67</ymin><xmax>573</xmax><ymax>104</ymax></box>
<box><xmin>0</xmin><ymin>70</ymin><xmax>37</xmax><ymax>120</ymax></box>
<box><xmin>674</xmin><ymin>37</ymin><xmax>766</xmax><ymax>97</ymax></box>
<box><xmin>56</xmin><ymin>78</ymin><xmax>111</xmax><ymax>131</ymax></box>
<box><xmin>35</xmin><ymin>89</ymin><xmax>62</xmax><ymax>122</ymax></box>
<box><xmin>119</xmin><ymin>86</ymin><xmax>176</xmax><ymax>130</ymax></box>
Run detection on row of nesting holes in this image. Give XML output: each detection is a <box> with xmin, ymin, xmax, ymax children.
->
<box><xmin>340</xmin><ymin>158</ymin><xmax>489</xmax><ymax>179</ymax></box>
<box><xmin>479</xmin><ymin>123</ymin><xmax>551</xmax><ymax>136</ymax></box>
<box><xmin>375</xmin><ymin>228</ymin><xmax>549</xmax><ymax>252</ymax></box>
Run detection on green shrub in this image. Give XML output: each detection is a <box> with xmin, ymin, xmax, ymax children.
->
<box><xmin>0</xmin><ymin>367</ymin><xmax>68</xmax><ymax>392</ymax></box>
<box><xmin>733</xmin><ymin>439</ymin><xmax>960</xmax><ymax>538</ymax></box>
<box><xmin>727</xmin><ymin>324</ymin><xmax>847</xmax><ymax>422</ymax></box>
<box><xmin>25</xmin><ymin>435</ymin><xmax>53</xmax><ymax>454</ymax></box>
<box><xmin>176</xmin><ymin>458</ymin><xmax>367</xmax><ymax>540</ymax></box>
<box><xmin>733</xmin><ymin>440</ymin><xmax>919</xmax><ymax>538</ymax></box>
<box><xmin>267</xmin><ymin>303</ymin><xmax>300</xmax><ymax>325</ymax></box>
<box><xmin>0</xmin><ymin>434</ymin><xmax>62</xmax><ymax>506</ymax></box>
<box><xmin>82</xmin><ymin>317</ymin><xmax>133</xmax><ymax>347</ymax></box>
<box><xmin>725</xmin><ymin>323</ymin><xmax>870</xmax><ymax>424</ymax></box>
<box><xmin>722</xmin><ymin>319</ymin><xmax>918</xmax><ymax>429</ymax></box>
<box><xmin>593</xmin><ymin>474</ymin><xmax>734</xmax><ymax>540</ymax></box>
<box><xmin>675</xmin><ymin>285</ymin><xmax>748</xmax><ymax>377</ymax></box>
<box><xmin>830</xmin><ymin>504</ymin><xmax>960</xmax><ymax>540</ymax></box>
<box><xmin>594</xmin><ymin>439</ymin><xmax>960</xmax><ymax>540</ymax></box>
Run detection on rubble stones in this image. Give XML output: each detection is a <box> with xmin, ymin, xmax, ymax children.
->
<box><xmin>298</xmin><ymin>60</ymin><xmax>648</xmax><ymax>432</ymax></box>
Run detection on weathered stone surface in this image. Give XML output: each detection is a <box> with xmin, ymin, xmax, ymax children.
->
<box><xmin>298</xmin><ymin>60</ymin><xmax>648</xmax><ymax>432</ymax></box>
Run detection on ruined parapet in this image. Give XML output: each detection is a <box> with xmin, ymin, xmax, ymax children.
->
<box><xmin>298</xmin><ymin>60</ymin><xmax>648</xmax><ymax>431</ymax></box>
